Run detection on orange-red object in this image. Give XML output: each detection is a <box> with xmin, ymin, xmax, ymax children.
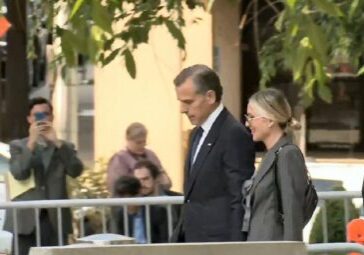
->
<box><xmin>0</xmin><ymin>16</ymin><xmax>11</xmax><ymax>38</ymax></box>
<box><xmin>347</xmin><ymin>218</ymin><xmax>364</xmax><ymax>255</ymax></box>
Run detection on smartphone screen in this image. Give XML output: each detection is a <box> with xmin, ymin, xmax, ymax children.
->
<box><xmin>34</xmin><ymin>112</ymin><xmax>47</xmax><ymax>122</ymax></box>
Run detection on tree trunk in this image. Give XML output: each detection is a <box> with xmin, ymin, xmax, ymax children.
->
<box><xmin>1</xmin><ymin>0</ymin><xmax>29</xmax><ymax>141</ymax></box>
<box><xmin>299</xmin><ymin>112</ymin><xmax>307</xmax><ymax>156</ymax></box>
<box><xmin>293</xmin><ymin>105</ymin><xmax>307</xmax><ymax>157</ymax></box>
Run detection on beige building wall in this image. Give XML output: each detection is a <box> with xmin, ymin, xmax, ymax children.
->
<box><xmin>212</xmin><ymin>0</ymin><xmax>242</xmax><ymax>118</ymax></box>
<box><xmin>94</xmin><ymin>8</ymin><xmax>212</xmax><ymax>192</ymax></box>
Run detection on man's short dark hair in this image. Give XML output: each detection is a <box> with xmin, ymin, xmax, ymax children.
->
<box><xmin>114</xmin><ymin>176</ymin><xmax>141</xmax><ymax>197</ymax></box>
<box><xmin>173</xmin><ymin>64</ymin><xmax>223</xmax><ymax>102</ymax></box>
<box><xmin>28</xmin><ymin>97</ymin><xmax>53</xmax><ymax>115</ymax></box>
<box><xmin>133</xmin><ymin>160</ymin><xmax>160</xmax><ymax>180</ymax></box>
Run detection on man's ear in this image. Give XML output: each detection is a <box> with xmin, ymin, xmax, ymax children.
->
<box><xmin>27</xmin><ymin>115</ymin><xmax>32</xmax><ymax>124</ymax></box>
<box><xmin>206</xmin><ymin>90</ymin><xmax>217</xmax><ymax>104</ymax></box>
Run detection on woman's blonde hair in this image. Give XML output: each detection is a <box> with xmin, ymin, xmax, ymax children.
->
<box><xmin>249</xmin><ymin>88</ymin><xmax>301</xmax><ymax>130</ymax></box>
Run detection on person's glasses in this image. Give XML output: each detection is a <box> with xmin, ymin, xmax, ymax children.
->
<box><xmin>244</xmin><ymin>114</ymin><xmax>265</xmax><ymax>122</ymax></box>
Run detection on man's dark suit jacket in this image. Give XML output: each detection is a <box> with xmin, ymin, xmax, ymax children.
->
<box><xmin>111</xmin><ymin>205</ymin><xmax>169</xmax><ymax>243</ymax></box>
<box><xmin>4</xmin><ymin>138</ymin><xmax>84</xmax><ymax>236</ymax></box>
<box><xmin>162</xmin><ymin>190</ymin><xmax>183</xmax><ymax>229</ymax></box>
<box><xmin>172</xmin><ymin>108</ymin><xmax>255</xmax><ymax>242</ymax></box>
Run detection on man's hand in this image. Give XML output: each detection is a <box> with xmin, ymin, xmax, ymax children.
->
<box><xmin>27</xmin><ymin>122</ymin><xmax>42</xmax><ymax>151</ymax></box>
<box><xmin>40</xmin><ymin>121</ymin><xmax>62</xmax><ymax>148</ymax></box>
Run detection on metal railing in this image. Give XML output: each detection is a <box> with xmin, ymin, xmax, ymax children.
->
<box><xmin>0</xmin><ymin>191</ymin><xmax>363</xmax><ymax>255</ymax></box>
<box><xmin>314</xmin><ymin>191</ymin><xmax>362</xmax><ymax>243</ymax></box>
<box><xmin>0</xmin><ymin>196</ymin><xmax>184</xmax><ymax>255</ymax></box>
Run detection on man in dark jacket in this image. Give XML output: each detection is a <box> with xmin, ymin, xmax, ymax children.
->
<box><xmin>111</xmin><ymin>175</ymin><xmax>170</xmax><ymax>243</ymax></box>
<box><xmin>172</xmin><ymin>65</ymin><xmax>255</xmax><ymax>242</ymax></box>
<box><xmin>133</xmin><ymin>160</ymin><xmax>182</xmax><ymax>228</ymax></box>
<box><xmin>4</xmin><ymin>97</ymin><xmax>84</xmax><ymax>255</ymax></box>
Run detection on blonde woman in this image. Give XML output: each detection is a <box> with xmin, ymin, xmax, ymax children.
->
<box><xmin>242</xmin><ymin>88</ymin><xmax>306</xmax><ymax>241</ymax></box>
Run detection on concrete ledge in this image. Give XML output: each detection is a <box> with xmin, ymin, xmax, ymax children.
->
<box><xmin>29</xmin><ymin>242</ymin><xmax>307</xmax><ymax>255</ymax></box>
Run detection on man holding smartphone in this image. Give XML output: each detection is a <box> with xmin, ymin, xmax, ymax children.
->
<box><xmin>4</xmin><ymin>97</ymin><xmax>84</xmax><ymax>255</ymax></box>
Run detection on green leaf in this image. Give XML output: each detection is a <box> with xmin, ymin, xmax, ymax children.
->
<box><xmin>103</xmin><ymin>38</ymin><xmax>115</xmax><ymax>51</ymax></box>
<box><xmin>88</xmin><ymin>37</ymin><xmax>99</xmax><ymax>63</ymax></box>
<box><xmin>61</xmin><ymin>29</ymin><xmax>88</xmax><ymax>55</ymax></box>
<box><xmin>70</xmin><ymin>0</ymin><xmax>85</xmax><ymax>19</ymax></box>
<box><xmin>129</xmin><ymin>25</ymin><xmax>150</xmax><ymax>47</ymax></box>
<box><xmin>290</xmin><ymin>24</ymin><xmax>299</xmax><ymax>37</ymax></box>
<box><xmin>88</xmin><ymin>26</ymin><xmax>104</xmax><ymax>63</ymax></box>
<box><xmin>318</xmin><ymin>84</ymin><xmax>332</xmax><ymax>103</ymax></box>
<box><xmin>124</xmin><ymin>49</ymin><xmax>136</xmax><ymax>79</ymax></box>
<box><xmin>292</xmin><ymin>46</ymin><xmax>308</xmax><ymax>81</ymax></box>
<box><xmin>313</xmin><ymin>59</ymin><xmax>327</xmax><ymax>87</ymax></box>
<box><xmin>165</xmin><ymin>20</ymin><xmax>186</xmax><ymax>50</ymax></box>
<box><xmin>301</xmin><ymin>82</ymin><xmax>315</xmax><ymax>107</ymax></box>
<box><xmin>91</xmin><ymin>25</ymin><xmax>104</xmax><ymax>47</ymax></box>
<box><xmin>301</xmin><ymin>93</ymin><xmax>314</xmax><ymax>108</ymax></box>
<box><xmin>349</xmin><ymin>0</ymin><xmax>360</xmax><ymax>20</ymax></box>
<box><xmin>46</xmin><ymin>2</ymin><xmax>54</xmax><ymax>29</ymax></box>
<box><xmin>92</xmin><ymin>0</ymin><xmax>113</xmax><ymax>34</ymax></box>
<box><xmin>311</xmin><ymin>0</ymin><xmax>343</xmax><ymax>17</ymax></box>
<box><xmin>102</xmin><ymin>49</ymin><xmax>120</xmax><ymax>66</ymax></box>
<box><xmin>286</xmin><ymin>0</ymin><xmax>297</xmax><ymax>9</ymax></box>
<box><xmin>306</xmin><ymin>17</ymin><xmax>328</xmax><ymax>63</ymax></box>
<box><xmin>61</xmin><ymin>31</ymin><xmax>77</xmax><ymax>66</ymax></box>
<box><xmin>275</xmin><ymin>10</ymin><xmax>285</xmax><ymax>32</ymax></box>
<box><xmin>357</xmin><ymin>66</ymin><xmax>364</xmax><ymax>76</ymax></box>
<box><xmin>299</xmin><ymin>37</ymin><xmax>311</xmax><ymax>49</ymax></box>
<box><xmin>304</xmin><ymin>77</ymin><xmax>316</xmax><ymax>98</ymax></box>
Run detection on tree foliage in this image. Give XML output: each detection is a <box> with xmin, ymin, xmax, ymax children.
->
<box><xmin>23</xmin><ymin>0</ymin><xmax>203</xmax><ymax>78</ymax></box>
<box><xmin>244</xmin><ymin>0</ymin><xmax>364</xmax><ymax>107</ymax></box>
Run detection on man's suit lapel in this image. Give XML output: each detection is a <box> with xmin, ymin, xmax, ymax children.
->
<box><xmin>185</xmin><ymin>108</ymin><xmax>228</xmax><ymax>199</ymax></box>
<box><xmin>184</xmin><ymin>130</ymin><xmax>195</xmax><ymax>192</ymax></box>
<box><xmin>250</xmin><ymin>135</ymin><xmax>290</xmax><ymax>192</ymax></box>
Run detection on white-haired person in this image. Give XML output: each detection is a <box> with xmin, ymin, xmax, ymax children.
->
<box><xmin>106</xmin><ymin>122</ymin><xmax>171</xmax><ymax>196</ymax></box>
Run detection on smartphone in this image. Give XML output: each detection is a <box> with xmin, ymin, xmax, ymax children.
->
<box><xmin>34</xmin><ymin>112</ymin><xmax>47</xmax><ymax>122</ymax></box>
<box><xmin>34</xmin><ymin>112</ymin><xmax>49</xmax><ymax>130</ymax></box>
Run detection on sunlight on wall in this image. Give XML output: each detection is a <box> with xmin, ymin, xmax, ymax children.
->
<box><xmin>94</xmin><ymin>8</ymin><xmax>212</xmax><ymax>192</ymax></box>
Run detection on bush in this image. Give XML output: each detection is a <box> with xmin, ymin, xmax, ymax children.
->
<box><xmin>67</xmin><ymin>158</ymin><xmax>110</xmax><ymax>240</ymax></box>
<box><xmin>309</xmin><ymin>185</ymin><xmax>359</xmax><ymax>243</ymax></box>
<box><xmin>68</xmin><ymin>158</ymin><xmax>109</xmax><ymax>199</ymax></box>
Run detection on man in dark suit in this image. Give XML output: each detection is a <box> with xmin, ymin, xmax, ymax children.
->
<box><xmin>4</xmin><ymin>97</ymin><xmax>84</xmax><ymax>255</ymax></box>
<box><xmin>133</xmin><ymin>160</ymin><xmax>182</xmax><ymax>229</ymax></box>
<box><xmin>111</xmin><ymin>175</ymin><xmax>170</xmax><ymax>243</ymax></box>
<box><xmin>172</xmin><ymin>64</ymin><xmax>255</xmax><ymax>242</ymax></box>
